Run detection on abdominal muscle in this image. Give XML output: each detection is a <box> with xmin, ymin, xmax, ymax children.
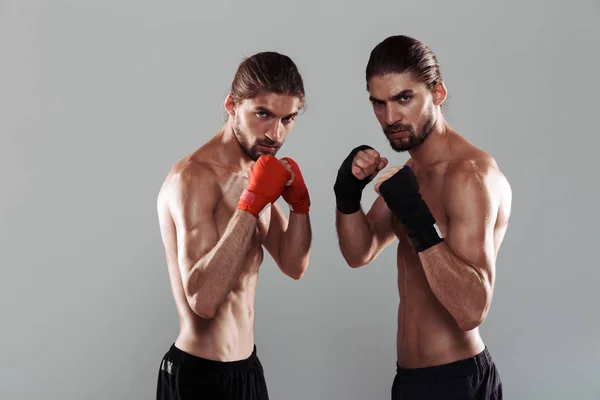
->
<box><xmin>395</xmin><ymin>240</ymin><xmax>485</xmax><ymax>368</ymax></box>
<box><xmin>170</xmin><ymin>245</ymin><xmax>263</xmax><ymax>362</ymax></box>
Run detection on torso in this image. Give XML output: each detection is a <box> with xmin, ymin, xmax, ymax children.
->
<box><xmin>392</xmin><ymin>137</ymin><xmax>509</xmax><ymax>368</ymax></box>
<box><xmin>157</xmin><ymin>143</ymin><xmax>271</xmax><ymax>362</ymax></box>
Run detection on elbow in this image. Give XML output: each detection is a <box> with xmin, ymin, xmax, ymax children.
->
<box><xmin>339</xmin><ymin>244</ymin><xmax>374</xmax><ymax>268</ymax></box>
<box><xmin>189</xmin><ymin>295</ymin><xmax>219</xmax><ymax>319</ymax></box>
<box><xmin>185</xmin><ymin>281</ymin><xmax>219</xmax><ymax>319</ymax></box>
<box><xmin>457</xmin><ymin>301</ymin><xmax>491</xmax><ymax>331</ymax></box>
<box><xmin>457</xmin><ymin>278</ymin><xmax>493</xmax><ymax>331</ymax></box>
<box><xmin>196</xmin><ymin>308</ymin><xmax>218</xmax><ymax>320</ymax></box>
<box><xmin>288</xmin><ymin>270</ymin><xmax>305</xmax><ymax>280</ymax></box>
<box><xmin>347</xmin><ymin>259</ymin><xmax>366</xmax><ymax>268</ymax></box>
<box><xmin>345</xmin><ymin>254</ymin><xmax>372</xmax><ymax>268</ymax></box>
<box><xmin>279</xmin><ymin>254</ymin><xmax>309</xmax><ymax>280</ymax></box>
<box><xmin>457</xmin><ymin>312</ymin><xmax>485</xmax><ymax>331</ymax></box>
<box><xmin>183</xmin><ymin>270</ymin><xmax>220</xmax><ymax>319</ymax></box>
<box><xmin>284</xmin><ymin>262</ymin><xmax>308</xmax><ymax>280</ymax></box>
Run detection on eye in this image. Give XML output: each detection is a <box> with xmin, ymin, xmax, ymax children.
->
<box><xmin>398</xmin><ymin>95</ymin><xmax>412</xmax><ymax>103</ymax></box>
<box><xmin>371</xmin><ymin>100</ymin><xmax>384</xmax><ymax>107</ymax></box>
<box><xmin>282</xmin><ymin>115</ymin><xmax>296</xmax><ymax>124</ymax></box>
<box><xmin>256</xmin><ymin>111</ymin><xmax>268</xmax><ymax>118</ymax></box>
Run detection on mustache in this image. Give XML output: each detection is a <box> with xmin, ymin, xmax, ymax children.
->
<box><xmin>384</xmin><ymin>123</ymin><xmax>413</xmax><ymax>135</ymax></box>
<box><xmin>256</xmin><ymin>141</ymin><xmax>281</xmax><ymax>148</ymax></box>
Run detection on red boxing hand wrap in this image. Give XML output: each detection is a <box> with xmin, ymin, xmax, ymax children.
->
<box><xmin>280</xmin><ymin>157</ymin><xmax>310</xmax><ymax>214</ymax></box>
<box><xmin>237</xmin><ymin>190</ymin><xmax>264</xmax><ymax>218</ymax></box>
<box><xmin>237</xmin><ymin>155</ymin><xmax>291</xmax><ymax>218</ymax></box>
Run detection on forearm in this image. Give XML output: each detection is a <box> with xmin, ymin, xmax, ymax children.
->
<box><xmin>188</xmin><ymin>210</ymin><xmax>257</xmax><ymax>315</ymax></box>
<box><xmin>335</xmin><ymin>210</ymin><xmax>377</xmax><ymax>267</ymax></box>
<box><xmin>278</xmin><ymin>212</ymin><xmax>311</xmax><ymax>278</ymax></box>
<box><xmin>419</xmin><ymin>242</ymin><xmax>491</xmax><ymax>331</ymax></box>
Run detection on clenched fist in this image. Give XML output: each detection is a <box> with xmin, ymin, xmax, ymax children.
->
<box><xmin>333</xmin><ymin>145</ymin><xmax>388</xmax><ymax>214</ymax></box>
<box><xmin>349</xmin><ymin>147</ymin><xmax>388</xmax><ymax>181</ymax></box>
<box><xmin>280</xmin><ymin>157</ymin><xmax>310</xmax><ymax>214</ymax></box>
<box><xmin>374</xmin><ymin>166</ymin><xmax>402</xmax><ymax>195</ymax></box>
<box><xmin>238</xmin><ymin>155</ymin><xmax>292</xmax><ymax>218</ymax></box>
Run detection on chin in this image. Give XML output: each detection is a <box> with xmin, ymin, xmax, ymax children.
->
<box><xmin>243</xmin><ymin>149</ymin><xmax>259</xmax><ymax>161</ymax></box>
<box><xmin>389</xmin><ymin>139</ymin><xmax>413</xmax><ymax>152</ymax></box>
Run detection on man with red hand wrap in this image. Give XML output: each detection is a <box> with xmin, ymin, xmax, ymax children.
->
<box><xmin>156</xmin><ymin>52</ymin><xmax>311</xmax><ymax>400</ymax></box>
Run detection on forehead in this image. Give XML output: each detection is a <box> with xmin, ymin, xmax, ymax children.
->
<box><xmin>241</xmin><ymin>92</ymin><xmax>302</xmax><ymax>115</ymax></box>
<box><xmin>367</xmin><ymin>72</ymin><xmax>426</xmax><ymax>99</ymax></box>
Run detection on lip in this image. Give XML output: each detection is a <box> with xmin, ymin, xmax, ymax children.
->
<box><xmin>387</xmin><ymin>130</ymin><xmax>409</xmax><ymax>139</ymax></box>
<box><xmin>257</xmin><ymin>144</ymin><xmax>278</xmax><ymax>153</ymax></box>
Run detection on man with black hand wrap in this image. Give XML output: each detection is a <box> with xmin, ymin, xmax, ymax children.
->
<box><xmin>333</xmin><ymin>34</ymin><xmax>512</xmax><ymax>400</ymax></box>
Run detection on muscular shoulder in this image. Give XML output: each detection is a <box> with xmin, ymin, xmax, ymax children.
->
<box><xmin>158</xmin><ymin>159</ymin><xmax>221</xmax><ymax>212</ymax></box>
<box><xmin>444</xmin><ymin>154</ymin><xmax>511</xmax><ymax>215</ymax></box>
<box><xmin>447</xmin><ymin>157</ymin><xmax>491</xmax><ymax>186</ymax></box>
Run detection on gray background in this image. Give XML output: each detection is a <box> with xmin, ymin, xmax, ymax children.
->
<box><xmin>1</xmin><ymin>0</ymin><xmax>599</xmax><ymax>399</ymax></box>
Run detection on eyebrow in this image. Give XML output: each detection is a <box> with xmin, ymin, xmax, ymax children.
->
<box><xmin>255</xmin><ymin>106</ymin><xmax>299</xmax><ymax>119</ymax></box>
<box><xmin>369</xmin><ymin>89</ymin><xmax>414</xmax><ymax>103</ymax></box>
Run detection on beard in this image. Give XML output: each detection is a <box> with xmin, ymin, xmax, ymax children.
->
<box><xmin>384</xmin><ymin>107</ymin><xmax>436</xmax><ymax>152</ymax></box>
<box><xmin>233</xmin><ymin>116</ymin><xmax>281</xmax><ymax>161</ymax></box>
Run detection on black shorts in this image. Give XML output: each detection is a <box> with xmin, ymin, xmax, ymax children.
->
<box><xmin>391</xmin><ymin>347</ymin><xmax>503</xmax><ymax>400</ymax></box>
<box><xmin>156</xmin><ymin>344</ymin><xmax>269</xmax><ymax>400</ymax></box>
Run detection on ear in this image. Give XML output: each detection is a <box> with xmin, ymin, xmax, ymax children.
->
<box><xmin>224</xmin><ymin>93</ymin><xmax>236</xmax><ymax>117</ymax></box>
<box><xmin>432</xmin><ymin>81</ymin><xmax>447</xmax><ymax>106</ymax></box>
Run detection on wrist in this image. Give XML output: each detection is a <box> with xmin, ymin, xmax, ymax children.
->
<box><xmin>334</xmin><ymin>186</ymin><xmax>362</xmax><ymax>214</ymax></box>
<box><xmin>400</xmin><ymin>207</ymin><xmax>444</xmax><ymax>252</ymax></box>
<box><xmin>237</xmin><ymin>189</ymin><xmax>270</xmax><ymax>219</ymax></box>
<box><xmin>334</xmin><ymin>173</ymin><xmax>368</xmax><ymax>214</ymax></box>
<box><xmin>283</xmin><ymin>184</ymin><xmax>310</xmax><ymax>214</ymax></box>
<box><xmin>289</xmin><ymin>204</ymin><xmax>310</xmax><ymax>214</ymax></box>
<box><xmin>334</xmin><ymin>145</ymin><xmax>374</xmax><ymax>214</ymax></box>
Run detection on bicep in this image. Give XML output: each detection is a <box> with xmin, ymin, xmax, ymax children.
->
<box><xmin>168</xmin><ymin>171</ymin><xmax>220</xmax><ymax>280</ymax></box>
<box><xmin>445</xmin><ymin>173</ymin><xmax>497</xmax><ymax>273</ymax></box>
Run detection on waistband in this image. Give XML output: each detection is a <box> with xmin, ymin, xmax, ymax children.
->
<box><xmin>395</xmin><ymin>347</ymin><xmax>493</xmax><ymax>382</ymax></box>
<box><xmin>164</xmin><ymin>344</ymin><xmax>260</xmax><ymax>373</ymax></box>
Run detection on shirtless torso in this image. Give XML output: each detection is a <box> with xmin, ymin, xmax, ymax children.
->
<box><xmin>390</xmin><ymin>136</ymin><xmax>511</xmax><ymax>367</ymax></box>
<box><xmin>344</xmin><ymin>33</ymin><xmax>508</xmax><ymax>399</ymax></box>
<box><xmin>155</xmin><ymin>51</ymin><xmax>310</xmax><ymax>400</ymax></box>
<box><xmin>156</xmin><ymin>129</ymin><xmax>310</xmax><ymax>362</ymax></box>
<box><xmin>157</xmin><ymin>136</ymin><xmax>268</xmax><ymax>361</ymax></box>
<box><xmin>336</xmin><ymin>130</ymin><xmax>511</xmax><ymax>369</ymax></box>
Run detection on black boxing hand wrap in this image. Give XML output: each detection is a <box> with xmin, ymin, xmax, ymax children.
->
<box><xmin>333</xmin><ymin>145</ymin><xmax>374</xmax><ymax>214</ymax></box>
<box><xmin>378</xmin><ymin>166</ymin><xmax>444</xmax><ymax>252</ymax></box>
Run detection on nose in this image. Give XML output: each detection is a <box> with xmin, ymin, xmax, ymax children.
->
<box><xmin>265</xmin><ymin>120</ymin><xmax>283</xmax><ymax>143</ymax></box>
<box><xmin>385</xmin><ymin>103</ymin><xmax>403</xmax><ymax>126</ymax></box>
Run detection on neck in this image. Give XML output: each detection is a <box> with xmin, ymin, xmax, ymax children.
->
<box><xmin>407</xmin><ymin>111</ymin><xmax>452</xmax><ymax>166</ymax></box>
<box><xmin>216</xmin><ymin>118</ymin><xmax>255</xmax><ymax>169</ymax></box>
